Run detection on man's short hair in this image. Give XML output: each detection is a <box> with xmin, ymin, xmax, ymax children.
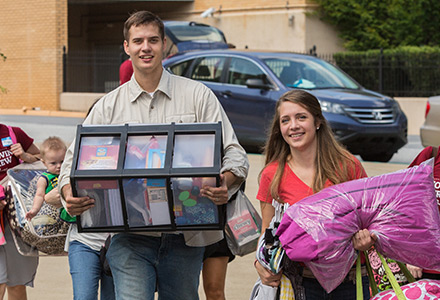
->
<box><xmin>40</xmin><ymin>136</ymin><xmax>67</xmax><ymax>157</ymax></box>
<box><xmin>123</xmin><ymin>11</ymin><xmax>165</xmax><ymax>42</ymax></box>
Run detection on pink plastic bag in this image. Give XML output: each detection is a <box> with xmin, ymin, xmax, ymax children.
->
<box><xmin>0</xmin><ymin>185</ymin><xmax>6</xmax><ymax>245</ymax></box>
<box><xmin>277</xmin><ymin>161</ymin><xmax>440</xmax><ymax>293</ymax></box>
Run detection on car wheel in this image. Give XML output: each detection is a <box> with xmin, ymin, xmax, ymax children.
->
<box><xmin>360</xmin><ymin>152</ymin><xmax>394</xmax><ymax>162</ymax></box>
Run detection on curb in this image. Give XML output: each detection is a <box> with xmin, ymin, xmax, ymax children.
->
<box><xmin>0</xmin><ymin>108</ymin><xmax>85</xmax><ymax>118</ymax></box>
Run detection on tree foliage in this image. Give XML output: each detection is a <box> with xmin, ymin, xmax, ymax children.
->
<box><xmin>312</xmin><ymin>0</ymin><xmax>440</xmax><ymax>51</ymax></box>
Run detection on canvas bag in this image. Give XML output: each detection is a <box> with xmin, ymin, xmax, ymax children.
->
<box><xmin>6</xmin><ymin>161</ymin><xmax>69</xmax><ymax>255</ymax></box>
<box><xmin>367</xmin><ymin>248</ymin><xmax>409</xmax><ymax>292</ymax></box>
<box><xmin>357</xmin><ymin>250</ymin><xmax>440</xmax><ymax>300</ymax></box>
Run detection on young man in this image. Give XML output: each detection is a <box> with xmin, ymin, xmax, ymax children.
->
<box><xmin>58</xmin><ymin>11</ymin><xmax>249</xmax><ymax>300</ymax></box>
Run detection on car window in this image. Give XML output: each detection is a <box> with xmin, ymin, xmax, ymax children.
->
<box><xmin>227</xmin><ymin>58</ymin><xmax>267</xmax><ymax>86</ymax></box>
<box><xmin>263</xmin><ymin>57</ymin><xmax>359</xmax><ymax>89</ymax></box>
<box><xmin>167</xmin><ymin>59</ymin><xmax>195</xmax><ymax>76</ymax></box>
<box><xmin>166</xmin><ymin>23</ymin><xmax>226</xmax><ymax>43</ymax></box>
<box><xmin>190</xmin><ymin>56</ymin><xmax>225</xmax><ymax>82</ymax></box>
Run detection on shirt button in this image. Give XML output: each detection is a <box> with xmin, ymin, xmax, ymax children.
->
<box><xmin>150</xmin><ymin>105</ymin><xmax>154</xmax><ymax>109</ymax></box>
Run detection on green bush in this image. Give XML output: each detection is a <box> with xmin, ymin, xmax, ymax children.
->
<box><xmin>333</xmin><ymin>46</ymin><xmax>440</xmax><ymax>97</ymax></box>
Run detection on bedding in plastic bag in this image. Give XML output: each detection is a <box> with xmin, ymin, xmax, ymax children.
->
<box><xmin>276</xmin><ymin>160</ymin><xmax>440</xmax><ymax>293</ymax></box>
<box><xmin>6</xmin><ymin>161</ymin><xmax>69</xmax><ymax>255</ymax></box>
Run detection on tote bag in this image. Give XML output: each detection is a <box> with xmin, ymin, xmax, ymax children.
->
<box><xmin>357</xmin><ymin>251</ymin><xmax>440</xmax><ymax>300</ymax></box>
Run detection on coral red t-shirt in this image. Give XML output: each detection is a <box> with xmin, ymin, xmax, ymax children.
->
<box><xmin>257</xmin><ymin>157</ymin><xmax>366</xmax><ymax>204</ymax></box>
<box><xmin>408</xmin><ymin>146</ymin><xmax>440</xmax><ymax>274</ymax></box>
<box><xmin>0</xmin><ymin>125</ymin><xmax>34</xmax><ymax>181</ymax></box>
<box><xmin>119</xmin><ymin>59</ymin><xmax>133</xmax><ymax>85</ymax></box>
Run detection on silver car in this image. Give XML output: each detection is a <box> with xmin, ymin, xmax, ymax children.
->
<box><xmin>421</xmin><ymin>96</ymin><xmax>440</xmax><ymax>147</ymax></box>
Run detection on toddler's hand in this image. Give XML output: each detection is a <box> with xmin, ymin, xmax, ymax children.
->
<box><xmin>25</xmin><ymin>209</ymin><xmax>37</xmax><ymax>220</ymax></box>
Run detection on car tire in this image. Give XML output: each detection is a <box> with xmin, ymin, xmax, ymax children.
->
<box><xmin>360</xmin><ymin>152</ymin><xmax>394</xmax><ymax>162</ymax></box>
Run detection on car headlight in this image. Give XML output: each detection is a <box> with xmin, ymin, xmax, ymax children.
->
<box><xmin>391</xmin><ymin>100</ymin><xmax>402</xmax><ymax>112</ymax></box>
<box><xmin>319</xmin><ymin>100</ymin><xmax>345</xmax><ymax>114</ymax></box>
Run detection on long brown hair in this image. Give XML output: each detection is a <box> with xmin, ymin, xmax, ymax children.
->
<box><xmin>260</xmin><ymin>89</ymin><xmax>357</xmax><ymax>202</ymax></box>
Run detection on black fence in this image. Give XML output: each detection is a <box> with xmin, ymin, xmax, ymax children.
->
<box><xmin>63</xmin><ymin>46</ymin><xmax>128</xmax><ymax>93</ymax></box>
<box><xmin>63</xmin><ymin>46</ymin><xmax>439</xmax><ymax>97</ymax></box>
<box><xmin>328</xmin><ymin>49</ymin><xmax>440</xmax><ymax>97</ymax></box>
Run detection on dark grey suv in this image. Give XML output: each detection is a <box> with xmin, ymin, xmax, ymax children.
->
<box><xmin>163</xmin><ymin>49</ymin><xmax>408</xmax><ymax>162</ymax></box>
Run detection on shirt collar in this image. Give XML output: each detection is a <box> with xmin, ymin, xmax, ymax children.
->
<box><xmin>128</xmin><ymin>68</ymin><xmax>172</xmax><ymax>103</ymax></box>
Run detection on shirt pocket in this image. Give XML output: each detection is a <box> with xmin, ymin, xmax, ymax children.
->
<box><xmin>165</xmin><ymin>114</ymin><xmax>196</xmax><ymax>124</ymax></box>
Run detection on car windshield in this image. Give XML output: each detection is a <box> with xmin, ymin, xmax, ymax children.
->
<box><xmin>262</xmin><ymin>57</ymin><xmax>359</xmax><ymax>90</ymax></box>
<box><xmin>166</xmin><ymin>23</ymin><xmax>226</xmax><ymax>43</ymax></box>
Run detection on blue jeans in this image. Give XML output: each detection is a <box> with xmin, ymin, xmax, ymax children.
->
<box><xmin>303</xmin><ymin>276</ymin><xmax>370</xmax><ymax>300</ymax></box>
<box><xmin>106</xmin><ymin>233</ymin><xmax>205</xmax><ymax>300</ymax></box>
<box><xmin>68</xmin><ymin>241</ymin><xmax>115</xmax><ymax>300</ymax></box>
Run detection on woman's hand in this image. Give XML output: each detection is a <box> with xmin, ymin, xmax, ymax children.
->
<box><xmin>10</xmin><ymin>143</ymin><xmax>25</xmax><ymax>158</ymax></box>
<box><xmin>10</xmin><ymin>143</ymin><xmax>39</xmax><ymax>163</ymax></box>
<box><xmin>254</xmin><ymin>260</ymin><xmax>282</xmax><ymax>287</ymax></box>
<box><xmin>352</xmin><ymin>229</ymin><xmax>377</xmax><ymax>251</ymax></box>
<box><xmin>406</xmin><ymin>264</ymin><xmax>423</xmax><ymax>279</ymax></box>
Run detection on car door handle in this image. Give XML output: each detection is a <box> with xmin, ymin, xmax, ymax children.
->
<box><xmin>220</xmin><ymin>90</ymin><xmax>232</xmax><ymax>97</ymax></box>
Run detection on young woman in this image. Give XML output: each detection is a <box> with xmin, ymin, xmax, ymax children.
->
<box><xmin>254</xmin><ymin>90</ymin><xmax>376</xmax><ymax>299</ymax></box>
<box><xmin>0</xmin><ymin>124</ymin><xmax>40</xmax><ymax>300</ymax></box>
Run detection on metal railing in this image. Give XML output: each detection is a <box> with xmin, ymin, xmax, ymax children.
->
<box><xmin>63</xmin><ymin>46</ymin><xmax>127</xmax><ymax>93</ymax></box>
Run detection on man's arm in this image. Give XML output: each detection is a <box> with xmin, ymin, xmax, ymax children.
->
<box><xmin>196</xmin><ymin>86</ymin><xmax>249</xmax><ymax>196</ymax></box>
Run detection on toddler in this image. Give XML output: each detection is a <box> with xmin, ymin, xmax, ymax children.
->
<box><xmin>26</xmin><ymin>137</ymin><xmax>69</xmax><ymax>220</ymax></box>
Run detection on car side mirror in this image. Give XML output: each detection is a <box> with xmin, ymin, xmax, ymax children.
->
<box><xmin>245</xmin><ymin>78</ymin><xmax>272</xmax><ymax>90</ymax></box>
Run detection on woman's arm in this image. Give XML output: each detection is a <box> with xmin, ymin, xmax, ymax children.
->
<box><xmin>10</xmin><ymin>143</ymin><xmax>40</xmax><ymax>163</ymax></box>
<box><xmin>260</xmin><ymin>201</ymin><xmax>275</xmax><ymax>234</ymax></box>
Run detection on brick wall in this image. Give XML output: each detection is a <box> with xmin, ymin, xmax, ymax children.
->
<box><xmin>0</xmin><ymin>0</ymin><xmax>67</xmax><ymax>110</ymax></box>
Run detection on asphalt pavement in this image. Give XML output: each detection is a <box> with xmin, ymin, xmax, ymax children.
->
<box><xmin>1</xmin><ymin>113</ymin><xmax>421</xmax><ymax>299</ymax></box>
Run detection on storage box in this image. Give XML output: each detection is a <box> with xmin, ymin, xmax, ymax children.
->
<box><xmin>70</xmin><ymin>122</ymin><xmax>224</xmax><ymax>232</ymax></box>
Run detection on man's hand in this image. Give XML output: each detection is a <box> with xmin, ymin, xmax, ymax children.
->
<box><xmin>200</xmin><ymin>173</ymin><xmax>229</xmax><ymax>205</ymax></box>
<box><xmin>62</xmin><ymin>184</ymin><xmax>95</xmax><ymax>216</ymax></box>
<box><xmin>352</xmin><ymin>229</ymin><xmax>377</xmax><ymax>251</ymax></box>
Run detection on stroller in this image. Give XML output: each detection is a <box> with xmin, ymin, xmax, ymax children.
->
<box><xmin>5</xmin><ymin>161</ymin><xmax>69</xmax><ymax>256</ymax></box>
